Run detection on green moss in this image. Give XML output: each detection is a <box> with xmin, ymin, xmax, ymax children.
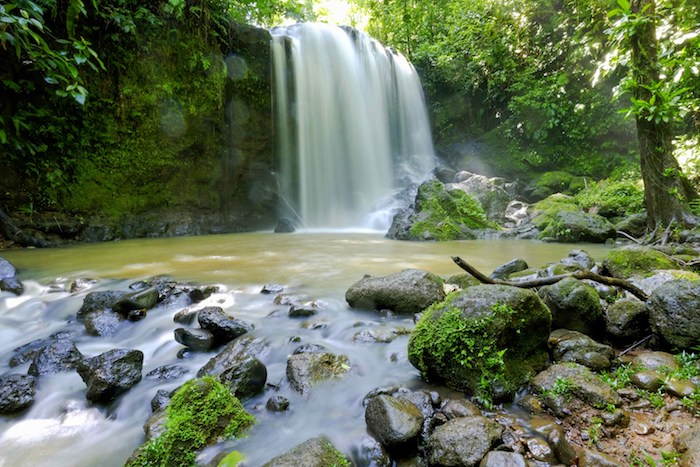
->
<box><xmin>602</xmin><ymin>246</ymin><xmax>680</xmax><ymax>279</ymax></box>
<box><xmin>408</xmin><ymin>180</ymin><xmax>496</xmax><ymax>240</ymax></box>
<box><xmin>529</xmin><ymin>193</ymin><xmax>580</xmax><ymax>230</ymax></box>
<box><xmin>409</xmin><ymin>295</ymin><xmax>515</xmax><ymax>406</ymax></box>
<box><xmin>576</xmin><ymin>178</ymin><xmax>645</xmax><ymax>217</ymax></box>
<box><xmin>127</xmin><ymin>376</ymin><xmax>255</xmax><ymax>467</ymax></box>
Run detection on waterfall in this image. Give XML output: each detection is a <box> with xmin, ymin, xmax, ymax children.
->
<box><xmin>271</xmin><ymin>23</ymin><xmax>435</xmax><ymax>230</ymax></box>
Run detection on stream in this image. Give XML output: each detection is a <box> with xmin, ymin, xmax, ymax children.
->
<box><xmin>0</xmin><ymin>232</ymin><xmax>612</xmax><ymax>466</ymax></box>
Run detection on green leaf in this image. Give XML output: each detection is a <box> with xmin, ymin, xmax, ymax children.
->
<box><xmin>0</xmin><ymin>129</ymin><xmax>7</xmax><ymax>144</ymax></box>
<box><xmin>616</xmin><ymin>0</ymin><xmax>630</xmax><ymax>11</ymax></box>
<box><xmin>44</xmin><ymin>76</ymin><xmax>58</xmax><ymax>84</ymax></box>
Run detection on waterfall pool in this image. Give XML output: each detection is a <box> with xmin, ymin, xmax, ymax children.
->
<box><xmin>0</xmin><ymin>233</ymin><xmax>612</xmax><ymax>466</ymax></box>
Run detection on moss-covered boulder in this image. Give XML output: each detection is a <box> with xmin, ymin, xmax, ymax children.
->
<box><xmin>386</xmin><ymin>179</ymin><xmax>496</xmax><ymax>241</ymax></box>
<box><xmin>345</xmin><ymin>269</ymin><xmax>445</xmax><ymax>314</ymax></box>
<box><xmin>538</xmin><ymin>278</ymin><xmax>605</xmax><ymax>338</ymax></box>
<box><xmin>524</xmin><ymin>171</ymin><xmax>577</xmax><ymax>201</ymax></box>
<box><xmin>601</xmin><ymin>245</ymin><xmax>680</xmax><ymax>279</ymax></box>
<box><xmin>127</xmin><ymin>376</ymin><xmax>254</xmax><ymax>466</ymax></box>
<box><xmin>527</xmin><ymin>194</ymin><xmax>616</xmax><ymax>243</ymax></box>
<box><xmin>408</xmin><ymin>285</ymin><xmax>551</xmax><ymax>403</ymax></box>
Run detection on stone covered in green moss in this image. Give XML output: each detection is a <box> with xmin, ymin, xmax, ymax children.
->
<box><xmin>127</xmin><ymin>376</ymin><xmax>255</xmax><ymax>467</ymax></box>
<box><xmin>525</xmin><ymin>171</ymin><xmax>580</xmax><ymax>201</ymax></box>
<box><xmin>529</xmin><ymin>194</ymin><xmax>616</xmax><ymax>243</ymax></box>
<box><xmin>387</xmin><ymin>179</ymin><xmax>496</xmax><ymax>241</ymax></box>
<box><xmin>529</xmin><ymin>194</ymin><xmax>581</xmax><ymax>230</ymax></box>
<box><xmin>538</xmin><ymin>277</ymin><xmax>604</xmax><ymax>338</ymax></box>
<box><xmin>408</xmin><ymin>285</ymin><xmax>551</xmax><ymax>404</ymax></box>
<box><xmin>601</xmin><ymin>246</ymin><xmax>680</xmax><ymax>279</ymax></box>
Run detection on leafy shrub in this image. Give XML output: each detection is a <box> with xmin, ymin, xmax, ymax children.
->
<box><xmin>576</xmin><ymin>178</ymin><xmax>645</xmax><ymax>217</ymax></box>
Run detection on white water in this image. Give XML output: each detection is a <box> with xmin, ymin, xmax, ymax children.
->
<box><xmin>272</xmin><ymin>24</ymin><xmax>435</xmax><ymax>229</ymax></box>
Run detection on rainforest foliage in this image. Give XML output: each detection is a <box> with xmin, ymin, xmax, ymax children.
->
<box><xmin>1</xmin><ymin>0</ymin><xmax>698</xmax><ymax>226</ymax></box>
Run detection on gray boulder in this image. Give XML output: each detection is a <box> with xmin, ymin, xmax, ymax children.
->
<box><xmin>365</xmin><ymin>394</ymin><xmax>424</xmax><ymax>448</ymax></box>
<box><xmin>219</xmin><ymin>356</ymin><xmax>267</xmax><ymax>400</ymax></box>
<box><xmin>197</xmin><ymin>334</ymin><xmax>269</xmax><ymax>378</ymax></box>
<box><xmin>605</xmin><ymin>298</ymin><xmax>649</xmax><ymax>344</ymax></box>
<box><xmin>77</xmin><ymin>290</ymin><xmax>128</xmax><ymax>318</ymax></box>
<box><xmin>197</xmin><ymin>306</ymin><xmax>253</xmax><ymax>344</ymax></box>
<box><xmin>490</xmin><ymin>258</ymin><xmax>528</xmax><ymax>280</ymax></box>
<box><xmin>479</xmin><ymin>451</ymin><xmax>527</xmax><ymax>467</ymax></box>
<box><xmin>77</xmin><ymin>348</ymin><xmax>143</xmax><ymax>403</ymax></box>
<box><xmin>539</xmin><ymin>210</ymin><xmax>616</xmax><ymax>243</ymax></box>
<box><xmin>538</xmin><ymin>278</ymin><xmax>604</xmax><ymax>338</ymax></box>
<box><xmin>174</xmin><ymin>327</ymin><xmax>216</xmax><ymax>351</ymax></box>
<box><xmin>446</xmin><ymin>172</ymin><xmax>511</xmax><ymax>224</ymax></box>
<box><xmin>286</xmin><ymin>352</ymin><xmax>350</xmax><ymax>395</ymax></box>
<box><xmin>28</xmin><ymin>339</ymin><xmax>83</xmax><ymax>376</ymax></box>
<box><xmin>548</xmin><ymin>329</ymin><xmax>614</xmax><ymax>371</ymax></box>
<box><xmin>346</xmin><ymin>268</ymin><xmax>445</xmax><ymax>314</ymax></box>
<box><xmin>0</xmin><ymin>374</ymin><xmax>37</xmax><ymax>414</ymax></box>
<box><xmin>112</xmin><ymin>287</ymin><xmax>159</xmax><ymax>317</ymax></box>
<box><xmin>532</xmin><ymin>363</ymin><xmax>621</xmax><ymax>417</ymax></box>
<box><xmin>559</xmin><ymin>249</ymin><xmax>596</xmax><ymax>271</ymax></box>
<box><xmin>425</xmin><ymin>416</ymin><xmax>504</xmax><ymax>467</ymax></box>
<box><xmin>83</xmin><ymin>309</ymin><xmax>125</xmax><ymax>336</ymax></box>
<box><xmin>409</xmin><ymin>284</ymin><xmax>551</xmax><ymax>401</ymax></box>
<box><xmin>0</xmin><ymin>257</ymin><xmax>23</xmax><ymax>295</ymax></box>
<box><xmin>263</xmin><ymin>437</ymin><xmax>349</xmax><ymax>467</ymax></box>
<box><xmin>647</xmin><ymin>279</ymin><xmax>700</xmax><ymax>349</ymax></box>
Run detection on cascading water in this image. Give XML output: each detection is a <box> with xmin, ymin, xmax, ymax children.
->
<box><xmin>271</xmin><ymin>23</ymin><xmax>435</xmax><ymax>230</ymax></box>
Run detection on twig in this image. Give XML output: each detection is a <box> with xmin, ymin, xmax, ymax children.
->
<box><xmin>616</xmin><ymin>230</ymin><xmax>642</xmax><ymax>244</ymax></box>
<box><xmin>618</xmin><ymin>334</ymin><xmax>653</xmax><ymax>357</ymax></box>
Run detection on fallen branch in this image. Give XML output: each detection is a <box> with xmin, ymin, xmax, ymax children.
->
<box><xmin>451</xmin><ymin>256</ymin><xmax>649</xmax><ymax>302</ymax></box>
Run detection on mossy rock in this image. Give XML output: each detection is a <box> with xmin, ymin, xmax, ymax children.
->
<box><xmin>264</xmin><ymin>437</ymin><xmax>350</xmax><ymax>467</ymax></box>
<box><xmin>601</xmin><ymin>246</ymin><xmax>680</xmax><ymax>279</ymax></box>
<box><xmin>127</xmin><ymin>376</ymin><xmax>255</xmax><ymax>466</ymax></box>
<box><xmin>387</xmin><ymin>179</ymin><xmax>496</xmax><ymax>241</ymax></box>
<box><xmin>529</xmin><ymin>194</ymin><xmax>580</xmax><ymax>230</ymax></box>
<box><xmin>408</xmin><ymin>285</ymin><xmax>551</xmax><ymax>404</ymax></box>
<box><xmin>538</xmin><ymin>278</ymin><xmax>604</xmax><ymax>338</ymax></box>
<box><xmin>525</xmin><ymin>171</ymin><xmax>575</xmax><ymax>201</ymax></box>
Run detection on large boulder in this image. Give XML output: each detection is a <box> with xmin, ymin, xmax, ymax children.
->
<box><xmin>197</xmin><ymin>334</ymin><xmax>269</xmax><ymax>378</ymax></box>
<box><xmin>408</xmin><ymin>285</ymin><xmax>551</xmax><ymax>401</ymax></box>
<box><xmin>539</xmin><ymin>211</ymin><xmax>616</xmax><ymax>243</ymax></box>
<box><xmin>28</xmin><ymin>339</ymin><xmax>84</xmax><ymax>376</ymax></box>
<box><xmin>425</xmin><ymin>416</ymin><xmax>504</xmax><ymax>467</ymax></box>
<box><xmin>446</xmin><ymin>172</ymin><xmax>512</xmax><ymax>224</ymax></box>
<box><xmin>77</xmin><ymin>348</ymin><xmax>144</xmax><ymax>403</ymax></box>
<box><xmin>0</xmin><ymin>257</ymin><xmax>23</xmax><ymax>295</ymax></box>
<box><xmin>198</xmin><ymin>306</ymin><xmax>253</xmax><ymax>344</ymax></box>
<box><xmin>77</xmin><ymin>290</ymin><xmax>129</xmax><ymax>318</ymax></box>
<box><xmin>387</xmin><ymin>179</ymin><xmax>495</xmax><ymax>241</ymax></box>
<box><xmin>647</xmin><ymin>279</ymin><xmax>700</xmax><ymax>350</ymax></box>
<box><xmin>605</xmin><ymin>298</ymin><xmax>649</xmax><ymax>344</ymax></box>
<box><xmin>112</xmin><ymin>287</ymin><xmax>159</xmax><ymax>317</ymax></box>
<box><xmin>538</xmin><ymin>278</ymin><xmax>604</xmax><ymax>338</ymax></box>
<box><xmin>345</xmin><ymin>268</ymin><xmax>445</xmax><ymax>315</ymax></box>
<box><xmin>548</xmin><ymin>329</ymin><xmax>614</xmax><ymax>371</ymax></box>
<box><xmin>524</xmin><ymin>171</ymin><xmax>578</xmax><ymax>201</ymax></box>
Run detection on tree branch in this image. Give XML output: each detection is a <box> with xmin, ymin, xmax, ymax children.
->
<box><xmin>451</xmin><ymin>256</ymin><xmax>649</xmax><ymax>301</ymax></box>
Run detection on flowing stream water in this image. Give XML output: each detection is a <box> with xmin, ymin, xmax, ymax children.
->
<box><xmin>0</xmin><ymin>233</ymin><xmax>612</xmax><ymax>466</ymax></box>
<box><xmin>271</xmin><ymin>24</ymin><xmax>435</xmax><ymax>229</ymax></box>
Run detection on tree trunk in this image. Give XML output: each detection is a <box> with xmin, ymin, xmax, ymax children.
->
<box><xmin>630</xmin><ymin>0</ymin><xmax>697</xmax><ymax>231</ymax></box>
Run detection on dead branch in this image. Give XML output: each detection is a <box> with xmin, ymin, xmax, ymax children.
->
<box><xmin>451</xmin><ymin>256</ymin><xmax>649</xmax><ymax>302</ymax></box>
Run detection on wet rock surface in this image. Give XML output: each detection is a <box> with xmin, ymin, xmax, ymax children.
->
<box><xmin>77</xmin><ymin>348</ymin><xmax>144</xmax><ymax>403</ymax></box>
<box><xmin>0</xmin><ymin>374</ymin><xmax>37</xmax><ymax>414</ymax></box>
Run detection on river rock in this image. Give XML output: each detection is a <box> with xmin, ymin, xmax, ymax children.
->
<box><xmin>539</xmin><ymin>210</ymin><xmax>616</xmax><ymax>243</ymax></box>
<box><xmin>219</xmin><ymin>356</ymin><xmax>267</xmax><ymax>399</ymax></box>
<box><xmin>577</xmin><ymin>447</ymin><xmax>623</xmax><ymax>466</ymax></box>
<box><xmin>286</xmin><ymin>352</ymin><xmax>350</xmax><ymax>395</ymax></box>
<box><xmin>353</xmin><ymin>326</ymin><xmax>410</xmax><ymax>343</ymax></box>
<box><xmin>636</xmin><ymin>269</ymin><xmax>700</xmax><ymax>295</ymax></box>
<box><xmin>197</xmin><ymin>334</ymin><xmax>269</xmax><ymax>377</ymax></box>
<box><xmin>631</xmin><ymin>351</ymin><xmax>678</xmax><ymax>372</ymax></box>
<box><xmin>479</xmin><ymin>451</ymin><xmax>527</xmax><ymax>467</ymax></box>
<box><xmin>605</xmin><ymin>298</ymin><xmax>649</xmax><ymax>344</ymax></box>
<box><xmin>630</xmin><ymin>370</ymin><xmax>664</xmax><ymax>392</ymax></box>
<box><xmin>266</xmin><ymin>395</ymin><xmax>290</xmax><ymax>412</ymax></box>
<box><xmin>174</xmin><ymin>327</ymin><xmax>216</xmax><ymax>351</ymax></box>
<box><xmin>28</xmin><ymin>339</ymin><xmax>83</xmax><ymax>376</ymax></box>
<box><xmin>112</xmin><ymin>287</ymin><xmax>159</xmax><ymax>317</ymax></box>
<box><xmin>197</xmin><ymin>306</ymin><xmax>253</xmax><ymax>344</ymax></box>
<box><xmin>150</xmin><ymin>389</ymin><xmax>171</xmax><ymax>413</ymax></box>
<box><xmin>77</xmin><ymin>290</ymin><xmax>128</xmax><ymax>318</ymax></box>
<box><xmin>666</xmin><ymin>379</ymin><xmax>696</xmax><ymax>398</ymax></box>
<box><xmin>409</xmin><ymin>284</ymin><xmax>551</xmax><ymax>400</ymax></box>
<box><xmin>615</xmin><ymin>212</ymin><xmax>648</xmax><ymax>238</ymax></box>
<box><xmin>77</xmin><ymin>348</ymin><xmax>144</xmax><ymax>403</ymax></box>
<box><xmin>345</xmin><ymin>268</ymin><xmax>445</xmax><ymax>314</ymax></box>
<box><xmin>532</xmin><ymin>363</ymin><xmax>621</xmax><ymax>416</ymax></box>
<box><xmin>490</xmin><ymin>258</ymin><xmax>529</xmax><ymax>280</ymax></box>
<box><xmin>425</xmin><ymin>416</ymin><xmax>504</xmax><ymax>467</ymax></box>
<box><xmin>525</xmin><ymin>437</ymin><xmax>556</xmax><ymax>462</ymax></box>
<box><xmin>647</xmin><ymin>279</ymin><xmax>700</xmax><ymax>350</ymax></box>
<box><xmin>440</xmin><ymin>399</ymin><xmax>482</xmax><ymax>419</ymax></box>
<box><xmin>538</xmin><ymin>278</ymin><xmax>604</xmax><ymax>338</ymax></box>
<box><xmin>548</xmin><ymin>329</ymin><xmax>614</xmax><ymax>371</ymax></box>
<box><xmin>263</xmin><ymin>437</ymin><xmax>349</xmax><ymax>466</ymax></box>
<box><xmin>560</xmin><ymin>249</ymin><xmax>596</xmax><ymax>271</ymax></box>
<box><xmin>10</xmin><ymin>338</ymin><xmax>52</xmax><ymax>367</ymax></box>
<box><xmin>0</xmin><ymin>374</ymin><xmax>37</xmax><ymax>414</ymax></box>
<box><xmin>548</xmin><ymin>425</ymin><xmax>577</xmax><ymax>465</ymax></box>
<box><xmin>0</xmin><ymin>257</ymin><xmax>24</xmax><ymax>295</ymax></box>
<box><xmin>146</xmin><ymin>364</ymin><xmax>188</xmax><ymax>381</ymax></box>
<box><xmin>365</xmin><ymin>394</ymin><xmax>424</xmax><ymax>448</ymax></box>
<box><xmin>83</xmin><ymin>308</ymin><xmax>125</xmax><ymax>336</ymax></box>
